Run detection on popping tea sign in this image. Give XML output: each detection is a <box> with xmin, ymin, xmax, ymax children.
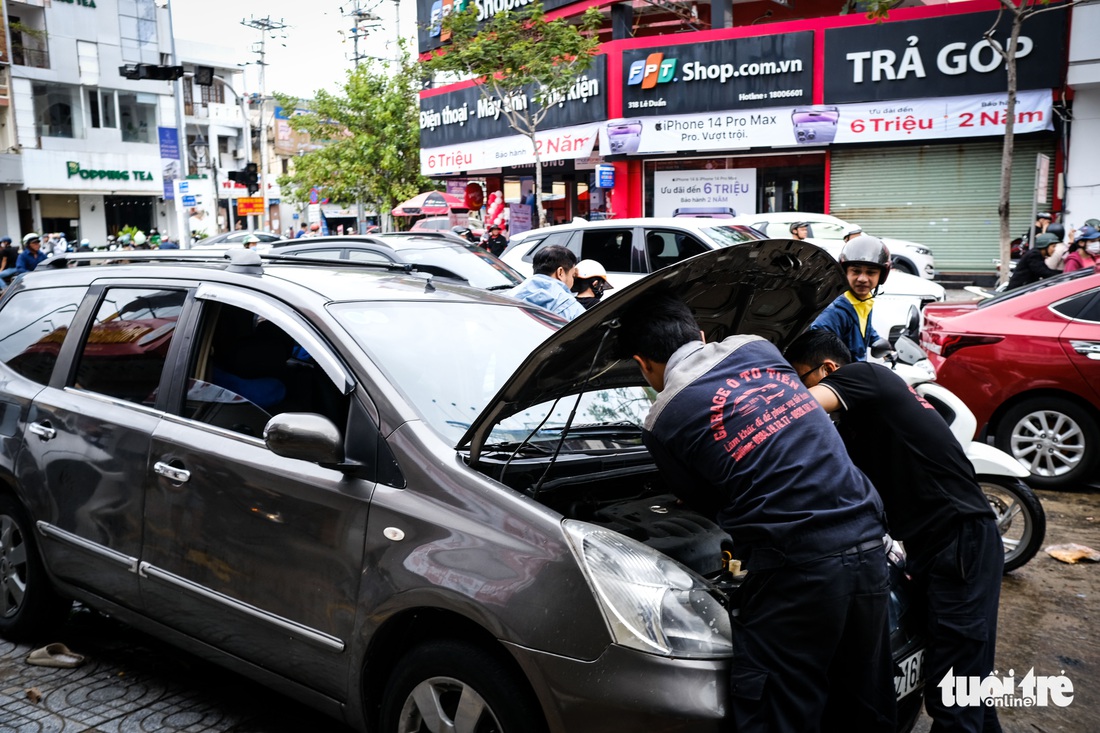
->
<box><xmin>652</xmin><ymin>169</ymin><xmax>757</xmax><ymax>218</ymax></box>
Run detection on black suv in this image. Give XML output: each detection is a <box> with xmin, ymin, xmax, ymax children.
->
<box><xmin>0</xmin><ymin>247</ymin><xmax>925</xmax><ymax>732</ymax></box>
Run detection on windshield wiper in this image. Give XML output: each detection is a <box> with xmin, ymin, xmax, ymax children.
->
<box><xmin>536</xmin><ymin>421</ymin><xmax>643</xmax><ymax>438</ymax></box>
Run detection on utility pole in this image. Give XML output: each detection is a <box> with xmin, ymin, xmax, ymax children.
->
<box><xmin>161</xmin><ymin>0</ymin><xmax>191</xmax><ymax>247</ymax></box>
<box><xmin>343</xmin><ymin>1</ymin><xmax>382</xmax><ymax>233</ymax></box>
<box><xmin>241</xmin><ymin>15</ymin><xmax>288</xmax><ymax>232</ymax></box>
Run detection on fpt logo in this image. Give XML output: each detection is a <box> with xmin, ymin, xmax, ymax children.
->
<box><xmin>627</xmin><ymin>53</ymin><xmax>678</xmax><ymax>89</ymax></box>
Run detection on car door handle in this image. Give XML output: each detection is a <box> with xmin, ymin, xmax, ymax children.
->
<box><xmin>1071</xmin><ymin>340</ymin><xmax>1100</xmax><ymax>360</ymax></box>
<box><xmin>28</xmin><ymin>422</ymin><xmax>56</xmax><ymax>440</ymax></box>
<box><xmin>154</xmin><ymin>461</ymin><xmax>191</xmax><ymax>483</ymax></box>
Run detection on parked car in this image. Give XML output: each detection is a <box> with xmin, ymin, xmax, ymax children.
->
<box><xmin>194</xmin><ymin>230</ymin><xmax>281</xmax><ymax>248</ymax></box>
<box><xmin>410</xmin><ymin>216</ymin><xmax>485</xmax><ymax>239</ymax></box>
<box><xmin>0</xmin><ymin>244</ymin><xmax>924</xmax><ymax>733</ymax></box>
<box><xmin>922</xmin><ymin>269</ymin><xmax>1100</xmax><ymax>489</ymax></box>
<box><xmin>270</xmin><ymin>235</ymin><xmax>524</xmax><ymax>291</ymax></box>
<box><xmin>501</xmin><ymin>217</ymin><xmax>944</xmax><ymax>341</ymax></box>
<box><xmin>745</xmin><ymin>212</ymin><xmax>936</xmax><ymax>280</ymax></box>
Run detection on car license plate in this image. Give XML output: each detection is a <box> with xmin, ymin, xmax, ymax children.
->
<box><xmin>895</xmin><ymin>649</ymin><xmax>925</xmax><ymax>700</ymax></box>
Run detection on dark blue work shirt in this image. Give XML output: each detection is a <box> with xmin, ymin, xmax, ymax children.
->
<box><xmin>15</xmin><ymin>249</ymin><xmax>48</xmax><ymax>274</ymax></box>
<box><xmin>643</xmin><ymin>335</ymin><xmax>885</xmax><ymax>570</ymax></box>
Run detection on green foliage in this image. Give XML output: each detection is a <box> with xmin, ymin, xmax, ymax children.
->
<box><xmin>275</xmin><ymin>48</ymin><xmax>430</xmax><ymax>219</ymax></box>
<box><xmin>423</xmin><ymin>3</ymin><xmax>602</xmax><ymax>136</ymax></box>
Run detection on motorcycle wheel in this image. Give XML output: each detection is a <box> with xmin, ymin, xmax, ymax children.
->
<box><xmin>978</xmin><ymin>475</ymin><xmax>1046</xmax><ymax>573</ymax></box>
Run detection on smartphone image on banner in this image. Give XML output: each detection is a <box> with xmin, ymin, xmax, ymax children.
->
<box><xmin>792</xmin><ymin>106</ymin><xmax>840</xmax><ymax>145</ymax></box>
<box><xmin>607</xmin><ymin>120</ymin><xmax>644</xmax><ymax>155</ymax></box>
<box><xmin>672</xmin><ymin>206</ymin><xmax>737</xmax><ymax>218</ymax></box>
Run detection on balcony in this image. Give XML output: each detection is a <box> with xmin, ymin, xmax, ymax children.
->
<box><xmin>11</xmin><ymin>35</ymin><xmax>49</xmax><ymax>69</ymax></box>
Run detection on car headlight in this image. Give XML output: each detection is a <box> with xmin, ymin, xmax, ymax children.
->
<box><xmin>913</xmin><ymin>246</ymin><xmax>931</xmax><ymax>255</ymax></box>
<box><xmin>563</xmin><ymin>520</ymin><xmax>733</xmax><ymax>659</ymax></box>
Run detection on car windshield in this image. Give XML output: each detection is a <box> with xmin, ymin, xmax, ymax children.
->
<box><xmin>805</xmin><ymin>221</ymin><xmax>847</xmax><ymax>240</ymax></box>
<box><xmin>699</xmin><ymin>224</ymin><xmax>765</xmax><ymax>247</ymax></box>
<box><xmin>978</xmin><ymin>269</ymin><xmax>1094</xmax><ymax>308</ymax></box>
<box><xmin>329</xmin><ymin>301</ymin><xmax>654</xmax><ymax>446</ymax></box>
<box><xmin>385</xmin><ymin>240</ymin><xmax>523</xmax><ymax>290</ymax></box>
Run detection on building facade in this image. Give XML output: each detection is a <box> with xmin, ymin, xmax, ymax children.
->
<box><xmin>419</xmin><ymin>0</ymin><xmax>1071</xmax><ymax>275</ymax></box>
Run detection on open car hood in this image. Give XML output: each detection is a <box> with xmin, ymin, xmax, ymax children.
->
<box><xmin>458</xmin><ymin>239</ymin><xmax>846</xmax><ymax>460</ymax></box>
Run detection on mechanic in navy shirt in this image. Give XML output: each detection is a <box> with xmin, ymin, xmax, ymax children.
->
<box><xmin>787</xmin><ymin>329</ymin><xmax>1002</xmax><ymax>733</ymax></box>
<box><xmin>619</xmin><ymin>294</ymin><xmax>896</xmax><ymax>733</ymax></box>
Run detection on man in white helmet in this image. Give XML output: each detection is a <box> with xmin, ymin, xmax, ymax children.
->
<box><xmin>570</xmin><ymin>259</ymin><xmax>614</xmax><ymax>310</ymax></box>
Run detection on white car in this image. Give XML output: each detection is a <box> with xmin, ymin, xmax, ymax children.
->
<box><xmin>745</xmin><ymin>212</ymin><xmax>936</xmax><ymax>280</ymax></box>
<box><xmin>500</xmin><ymin>217</ymin><xmax>944</xmax><ymax>340</ymax></box>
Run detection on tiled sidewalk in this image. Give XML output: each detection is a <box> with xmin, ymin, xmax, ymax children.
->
<box><xmin>0</xmin><ymin>607</ymin><xmax>347</xmax><ymax>733</ymax></box>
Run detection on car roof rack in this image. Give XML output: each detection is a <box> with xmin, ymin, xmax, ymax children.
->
<box><xmin>43</xmin><ymin>249</ymin><xmax>471</xmax><ymax>284</ymax></box>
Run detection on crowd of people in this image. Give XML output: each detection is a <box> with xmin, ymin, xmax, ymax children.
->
<box><xmin>1008</xmin><ymin>212</ymin><xmax>1100</xmax><ymax>289</ymax></box>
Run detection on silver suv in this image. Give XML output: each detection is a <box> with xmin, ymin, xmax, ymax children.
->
<box><xmin>0</xmin><ymin>247</ymin><xmax>924</xmax><ymax>732</ymax></box>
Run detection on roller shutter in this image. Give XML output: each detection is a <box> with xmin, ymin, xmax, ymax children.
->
<box><xmin>830</xmin><ymin>138</ymin><xmax>1057</xmax><ymax>274</ymax></box>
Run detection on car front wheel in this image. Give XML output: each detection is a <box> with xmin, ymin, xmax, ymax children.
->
<box><xmin>0</xmin><ymin>494</ymin><xmax>71</xmax><ymax>640</ymax></box>
<box><xmin>891</xmin><ymin>257</ymin><xmax>918</xmax><ymax>276</ymax></box>
<box><xmin>380</xmin><ymin>639</ymin><xmax>547</xmax><ymax>733</ymax></box>
<box><xmin>995</xmin><ymin>397</ymin><xmax>1100</xmax><ymax>489</ymax></box>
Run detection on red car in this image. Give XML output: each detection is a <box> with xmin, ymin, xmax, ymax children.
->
<box><xmin>922</xmin><ymin>269</ymin><xmax>1100</xmax><ymax>489</ymax></box>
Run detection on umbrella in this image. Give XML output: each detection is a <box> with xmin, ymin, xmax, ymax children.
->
<box><xmin>391</xmin><ymin>191</ymin><xmax>467</xmax><ymax>217</ymax></box>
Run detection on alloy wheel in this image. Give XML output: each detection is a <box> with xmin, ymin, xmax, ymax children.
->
<box><xmin>396</xmin><ymin>676</ymin><xmax>503</xmax><ymax>733</ymax></box>
<box><xmin>1009</xmin><ymin>408</ymin><xmax>1086</xmax><ymax>479</ymax></box>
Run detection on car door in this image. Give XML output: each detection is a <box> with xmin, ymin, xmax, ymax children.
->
<box><xmin>139</xmin><ymin>284</ymin><xmax>371</xmax><ymax>700</ymax></box>
<box><xmin>1055</xmin><ymin>286</ymin><xmax>1100</xmax><ymax>403</ymax></box>
<box><xmin>17</xmin><ymin>285</ymin><xmax>189</xmax><ymax>610</ymax></box>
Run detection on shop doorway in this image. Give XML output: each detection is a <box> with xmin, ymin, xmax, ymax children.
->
<box><xmin>104</xmin><ymin>195</ymin><xmax>155</xmax><ymax>237</ymax></box>
<box><xmin>39</xmin><ymin>194</ymin><xmax>81</xmax><ymax>242</ymax></box>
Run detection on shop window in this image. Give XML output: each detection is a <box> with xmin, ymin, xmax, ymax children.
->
<box><xmin>73</xmin><ymin>289</ymin><xmax>186</xmax><ymax>406</ymax></box>
<box><xmin>89</xmin><ymin>90</ymin><xmax>118</xmax><ymax>129</ymax></box>
<box><xmin>33</xmin><ymin>83</ymin><xmax>83</xmax><ymax>139</ymax></box>
<box><xmin>10</xmin><ymin>12</ymin><xmax>50</xmax><ymax>69</ymax></box>
<box><xmin>119</xmin><ymin>0</ymin><xmax>159</xmax><ymax>65</ymax></box>
<box><xmin>119</xmin><ymin>92</ymin><xmax>157</xmax><ymax>143</ymax></box>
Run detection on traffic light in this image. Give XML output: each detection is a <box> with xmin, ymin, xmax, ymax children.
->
<box><xmin>228</xmin><ymin>163</ymin><xmax>260</xmax><ymax>195</ymax></box>
<box><xmin>119</xmin><ymin>63</ymin><xmax>185</xmax><ymax>81</ymax></box>
<box><xmin>244</xmin><ymin>163</ymin><xmax>259</xmax><ymax>195</ymax></box>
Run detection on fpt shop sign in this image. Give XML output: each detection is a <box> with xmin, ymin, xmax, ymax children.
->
<box><xmin>620</xmin><ymin>33</ymin><xmax>813</xmax><ymax>116</ymax></box>
<box><xmin>824</xmin><ymin>10</ymin><xmax>1066</xmax><ymax>104</ymax></box>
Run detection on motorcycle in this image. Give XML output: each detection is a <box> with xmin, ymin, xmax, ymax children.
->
<box><xmin>874</xmin><ymin>336</ymin><xmax>1046</xmax><ymax>572</ymax></box>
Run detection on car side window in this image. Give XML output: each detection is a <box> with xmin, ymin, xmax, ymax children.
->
<box><xmin>644</xmin><ymin>230</ymin><xmax>708</xmax><ymax>272</ymax></box>
<box><xmin>297</xmin><ymin>248</ymin><xmax>345</xmax><ymax>260</ymax></box>
<box><xmin>580</xmin><ymin>229</ymin><xmax>634</xmax><ymax>273</ymax></box>
<box><xmin>184</xmin><ymin>302</ymin><xmax>349</xmax><ymax>439</ymax></box>
<box><xmin>521</xmin><ymin>231</ymin><xmax>575</xmax><ymax>263</ymax></box>
<box><xmin>1053</xmin><ymin>289</ymin><xmax>1100</xmax><ymax>322</ymax></box>
<box><xmin>72</xmin><ymin>288</ymin><xmax>187</xmax><ymax>406</ymax></box>
<box><xmin>347</xmin><ymin>250</ymin><xmax>393</xmax><ymax>263</ymax></box>
<box><xmin>0</xmin><ymin>287</ymin><xmax>86</xmax><ymax>385</ymax></box>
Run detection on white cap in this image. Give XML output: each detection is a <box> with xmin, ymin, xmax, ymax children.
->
<box><xmin>843</xmin><ymin>225</ymin><xmax>862</xmax><ymax>239</ymax></box>
<box><xmin>575</xmin><ymin>259</ymin><xmax>613</xmax><ymax>287</ymax></box>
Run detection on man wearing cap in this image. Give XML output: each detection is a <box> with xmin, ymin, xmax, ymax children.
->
<box><xmin>15</xmin><ymin>233</ymin><xmax>48</xmax><ymax>274</ymax></box>
<box><xmin>1007</xmin><ymin>232</ymin><xmax>1062</xmax><ymax>289</ymax></box>
<box><xmin>1022</xmin><ymin>211</ymin><xmax>1051</xmax><ymax>247</ymax></box>
<box><xmin>571</xmin><ymin>259</ymin><xmax>614</xmax><ymax>310</ymax></box>
<box><xmin>843</xmin><ymin>225</ymin><xmax>862</xmax><ymax>243</ymax></box>
<box><xmin>243</xmin><ymin>234</ymin><xmax>261</xmax><ymax>249</ymax></box>
<box><xmin>789</xmin><ymin>221</ymin><xmax>810</xmax><ymax>241</ymax></box>
<box><xmin>483</xmin><ymin>223</ymin><xmax>508</xmax><ymax>257</ymax></box>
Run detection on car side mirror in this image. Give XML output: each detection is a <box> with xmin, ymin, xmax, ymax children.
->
<box><xmin>264</xmin><ymin>412</ymin><xmax>345</xmax><ymax>466</ymax></box>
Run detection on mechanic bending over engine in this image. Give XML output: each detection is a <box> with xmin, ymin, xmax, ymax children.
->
<box><xmin>810</xmin><ymin>235</ymin><xmax>891</xmax><ymax>361</ymax></box>
<box><xmin>786</xmin><ymin>328</ymin><xmax>1003</xmax><ymax>733</ymax></box>
<box><xmin>619</xmin><ymin>293</ymin><xmax>896</xmax><ymax>733</ymax></box>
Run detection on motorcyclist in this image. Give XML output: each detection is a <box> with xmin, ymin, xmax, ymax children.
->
<box><xmin>810</xmin><ymin>235</ymin><xmax>890</xmax><ymax>361</ymax></box>
<box><xmin>789</xmin><ymin>221</ymin><xmax>810</xmax><ymax>240</ymax></box>
<box><xmin>571</xmin><ymin>259</ymin><xmax>614</xmax><ymax>310</ymax></box>
<box><xmin>1007</xmin><ymin>233</ymin><xmax>1060</xmax><ymax>289</ymax></box>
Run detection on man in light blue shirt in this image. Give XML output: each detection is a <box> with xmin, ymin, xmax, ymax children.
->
<box><xmin>506</xmin><ymin>245</ymin><xmax>585</xmax><ymax>321</ymax></box>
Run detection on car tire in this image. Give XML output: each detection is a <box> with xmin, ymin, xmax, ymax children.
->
<box><xmin>0</xmin><ymin>494</ymin><xmax>71</xmax><ymax>640</ymax></box>
<box><xmin>380</xmin><ymin>639</ymin><xmax>547</xmax><ymax>733</ymax></box>
<box><xmin>891</xmin><ymin>257</ymin><xmax>918</xmax><ymax>276</ymax></box>
<box><xmin>978</xmin><ymin>476</ymin><xmax>1046</xmax><ymax>573</ymax></box>
<box><xmin>995</xmin><ymin>397</ymin><xmax>1100</xmax><ymax>489</ymax></box>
